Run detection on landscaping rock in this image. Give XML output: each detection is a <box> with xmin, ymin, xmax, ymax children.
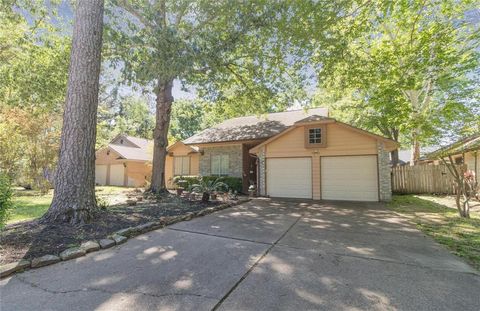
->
<box><xmin>31</xmin><ymin>255</ymin><xmax>60</xmax><ymax>268</ymax></box>
<box><xmin>99</xmin><ymin>238</ymin><xmax>115</xmax><ymax>249</ymax></box>
<box><xmin>135</xmin><ymin>222</ymin><xmax>156</xmax><ymax>233</ymax></box>
<box><xmin>81</xmin><ymin>240</ymin><xmax>100</xmax><ymax>253</ymax></box>
<box><xmin>59</xmin><ymin>247</ymin><xmax>86</xmax><ymax>261</ymax></box>
<box><xmin>0</xmin><ymin>260</ymin><xmax>30</xmax><ymax>278</ymax></box>
<box><xmin>115</xmin><ymin>227</ymin><xmax>138</xmax><ymax>237</ymax></box>
<box><xmin>111</xmin><ymin>234</ymin><xmax>127</xmax><ymax>245</ymax></box>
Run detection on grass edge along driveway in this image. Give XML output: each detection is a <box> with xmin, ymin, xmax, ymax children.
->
<box><xmin>388</xmin><ymin>195</ymin><xmax>480</xmax><ymax>271</ymax></box>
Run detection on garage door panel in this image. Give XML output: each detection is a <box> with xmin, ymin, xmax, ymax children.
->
<box><xmin>110</xmin><ymin>164</ymin><xmax>125</xmax><ymax>186</ymax></box>
<box><xmin>321</xmin><ymin>156</ymin><xmax>378</xmax><ymax>201</ymax></box>
<box><xmin>267</xmin><ymin>158</ymin><xmax>312</xmax><ymax>199</ymax></box>
<box><xmin>95</xmin><ymin>165</ymin><xmax>107</xmax><ymax>185</ymax></box>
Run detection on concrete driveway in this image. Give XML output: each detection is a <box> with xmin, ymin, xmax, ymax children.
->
<box><xmin>1</xmin><ymin>199</ymin><xmax>479</xmax><ymax>310</ymax></box>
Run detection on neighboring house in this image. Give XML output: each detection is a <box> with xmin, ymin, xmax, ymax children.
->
<box><xmin>395</xmin><ymin>146</ymin><xmax>438</xmax><ymax>166</ymax></box>
<box><xmin>426</xmin><ymin>134</ymin><xmax>480</xmax><ymax>178</ymax></box>
<box><xmin>166</xmin><ymin>108</ymin><xmax>399</xmax><ymax>201</ymax></box>
<box><xmin>95</xmin><ymin>134</ymin><xmax>152</xmax><ymax>187</ymax></box>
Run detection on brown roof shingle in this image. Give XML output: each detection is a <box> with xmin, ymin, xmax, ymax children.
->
<box><xmin>183</xmin><ymin>108</ymin><xmax>329</xmax><ymax>144</ymax></box>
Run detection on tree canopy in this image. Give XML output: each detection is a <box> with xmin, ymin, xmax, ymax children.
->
<box><xmin>310</xmin><ymin>0</ymin><xmax>480</xmax><ymax>163</ymax></box>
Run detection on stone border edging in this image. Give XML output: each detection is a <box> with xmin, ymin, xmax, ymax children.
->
<box><xmin>0</xmin><ymin>198</ymin><xmax>251</xmax><ymax>279</ymax></box>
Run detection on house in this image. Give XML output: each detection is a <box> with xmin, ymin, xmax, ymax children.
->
<box><xmin>426</xmin><ymin>134</ymin><xmax>480</xmax><ymax>178</ymax></box>
<box><xmin>395</xmin><ymin>146</ymin><xmax>438</xmax><ymax>166</ymax></box>
<box><xmin>166</xmin><ymin>108</ymin><xmax>399</xmax><ymax>201</ymax></box>
<box><xmin>95</xmin><ymin>134</ymin><xmax>152</xmax><ymax>187</ymax></box>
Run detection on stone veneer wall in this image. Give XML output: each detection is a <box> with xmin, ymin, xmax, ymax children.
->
<box><xmin>199</xmin><ymin>145</ymin><xmax>243</xmax><ymax>177</ymax></box>
<box><xmin>257</xmin><ymin>147</ymin><xmax>266</xmax><ymax>196</ymax></box>
<box><xmin>377</xmin><ymin>141</ymin><xmax>392</xmax><ymax>201</ymax></box>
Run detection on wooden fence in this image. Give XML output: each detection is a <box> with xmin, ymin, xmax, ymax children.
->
<box><xmin>392</xmin><ymin>164</ymin><xmax>466</xmax><ymax>194</ymax></box>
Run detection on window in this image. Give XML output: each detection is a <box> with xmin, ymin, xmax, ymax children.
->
<box><xmin>305</xmin><ymin>125</ymin><xmax>327</xmax><ymax>148</ymax></box>
<box><xmin>308</xmin><ymin>128</ymin><xmax>322</xmax><ymax>144</ymax></box>
<box><xmin>212</xmin><ymin>154</ymin><xmax>229</xmax><ymax>175</ymax></box>
<box><xmin>174</xmin><ymin>156</ymin><xmax>190</xmax><ymax>175</ymax></box>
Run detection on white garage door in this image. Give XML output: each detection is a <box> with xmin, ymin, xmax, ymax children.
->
<box><xmin>110</xmin><ymin>164</ymin><xmax>125</xmax><ymax>186</ymax></box>
<box><xmin>321</xmin><ymin>156</ymin><xmax>378</xmax><ymax>201</ymax></box>
<box><xmin>267</xmin><ymin>158</ymin><xmax>312</xmax><ymax>199</ymax></box>
<box><xmin>95</xmin><ymin>165</ymin><xmax>107</xmax><ymax>185</ymax></box>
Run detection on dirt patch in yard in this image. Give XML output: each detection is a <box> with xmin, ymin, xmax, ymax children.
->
<box><xmin>1</xmin><ymin>194</ymin><xmax>236</xmax><ymax>265</ymax></box>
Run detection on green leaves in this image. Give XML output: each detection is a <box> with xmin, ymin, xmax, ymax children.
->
<box><xmin>313</xmin><ymin>0</ymin><xmax>480</xmax><ymax>147</ymax></box>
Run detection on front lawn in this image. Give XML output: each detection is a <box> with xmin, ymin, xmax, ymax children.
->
<box><xmin>388</xmin><ymin>195</ymin><xmax>480</xmax><ymax>270</ymax></box>
<box><xmin>8</xmin><ymin>186</ymin><xmax>135</xmax><ymax>224</ymax></box>
<box><xmin>10</xmin><ymin>190</ymin><xmax>53</xmax><ymax>223</ymax></box>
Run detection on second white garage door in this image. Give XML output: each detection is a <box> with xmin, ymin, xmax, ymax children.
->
<box><xmin>110</xmin><ymin>164</ymin><xmax>125</xmax><ymax>186</ymax></box>
<box><xmin>321</xmin><ymin>156</ymin><xmax>378</xmax><ymax>201</ymax></box>
<box><xmin>267</xmin><ymin>158</ymin><xmax>312</xmax><ymax>199</ymax></box>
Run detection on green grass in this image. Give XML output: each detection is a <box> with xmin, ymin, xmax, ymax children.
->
<box><xmin>9</xmin><ymin>191</ymin><xmax>53</xmax><ymax>223</ymax></box>
<box><xmin>7</xmin><ymin>186</ymin><xmax>132</xmax><ymax>224</ymax></box>
<box><xmin>389</xmin><ymin>195</ymin><xmax>480</xmax><ymax>270</ymax></box>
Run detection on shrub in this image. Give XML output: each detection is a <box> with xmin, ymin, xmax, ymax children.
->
<box><xmin>173</xmin><ymin>175</ymin><xmax>243</xmax><ymax>193</ymax></box>
<box><xmin>0</xmin><ymin>173</ymin><xmax>13</xmax><ymax>228</ymax></box>
<box><xmin>191</xmin><ymin>177</ymin><xmax>229</xmax><ymax>202</ymax></box>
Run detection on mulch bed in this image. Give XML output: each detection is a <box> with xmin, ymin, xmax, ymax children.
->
<box><xmin>1</xmin><ymin>194</ymin><xmax>230</xmax><ymax>265</ymax></box>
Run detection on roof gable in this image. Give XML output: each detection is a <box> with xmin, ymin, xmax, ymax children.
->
<box><xmin>110</xmin><ymin>134</ymin><xmax>150</xmax><ymax>149</ymax></box>
<box><xmin>250</xmin><ymin>118</ymin><xmax>399</xmax><ymax>153</ymax></box>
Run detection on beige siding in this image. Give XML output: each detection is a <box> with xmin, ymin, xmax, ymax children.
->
<box><xmin>190</xmin><ymin>153</ymin><xmax>200</xmax><ymax>175</ymax></box>
<box><xmin>266</xmin><ymin>123</ymin><xmax>377</xmax><ymax>158</ymax></box>
<box><xmin>126</xmin><ymin>162</ymin><xmax>151</xmax><ymax>187</ymax></box>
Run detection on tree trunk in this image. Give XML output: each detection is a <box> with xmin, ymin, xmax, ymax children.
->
<box><xmin>391</xmin><ymin>149</ymin><xmax>399</xmax><ymax>167</ymax></box>
<box><xmin>149</xmin><ymin>79</ymin><xmax>174</xmax><ymax>193</ymax></box>
<box><xmin>42</xmin><ymin>0</ymin><xmax>104</xmax><ymax>224</ymax></box>
<box><xmin>410</xmin><ymin>133</ymin><xmax>420</xmax><ymax>166</ymax></box>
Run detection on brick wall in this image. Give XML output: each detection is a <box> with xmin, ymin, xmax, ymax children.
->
<box><xmin>199</xmin><ymin>144</ymin><xmax>243</xmax><ymax>178</ymax></box>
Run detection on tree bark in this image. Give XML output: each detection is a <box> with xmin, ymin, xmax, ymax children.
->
<box><xmin>410</xmin><ymin>132</ymin><xmax>420</xmax><ymax>166</ymax></box>
<box><xmin>390</xmin><ymin>149</ymin><xmax>399</xmax><ymax>167</ymax></box>
<box><xmin>390</xmin><ymin>128</ymin><xmax>400</xmax><ymax>166</ymax></box>
<box><xmin>42</xmin><ymin>0</ymin><xmax>104</xmax><ymax>224</ymax></box>
<box><xmin>149</xmin><ymin>79</ymin><xmax>174</xmax><ymax>193</ymax></box>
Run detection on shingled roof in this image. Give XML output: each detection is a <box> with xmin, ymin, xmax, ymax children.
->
<box><xmin>108</xmin><ymin>144</ymin><xmax>151</xmax><ymax>161</ymax></box>
<box><xmin>183</xmin><ymin>108</ymin><xmax>329</xmax><ymax>144</ymax></box>
<box><xmin>426</xmin><ymin>133</ymin><xmax>480</xmax><ymax>159</ymax></box>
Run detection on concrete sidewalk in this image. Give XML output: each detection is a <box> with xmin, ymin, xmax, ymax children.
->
<box><xmin>1</xmin><ymin>199</ymin><xmax>479</xmax><ymax>310</ymax></box>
